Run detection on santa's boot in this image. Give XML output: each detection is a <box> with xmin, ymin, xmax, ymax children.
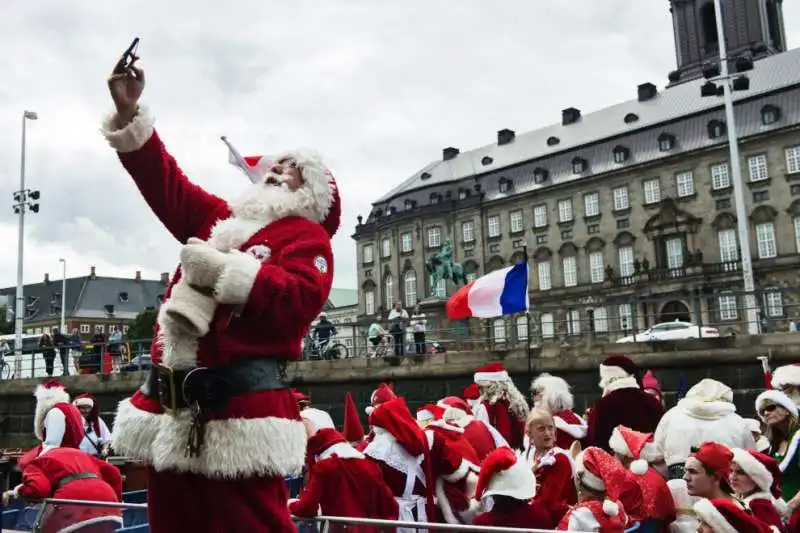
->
<box><xmin>162</xmin><ymin>280</ymin><xmax>218</xmax><ymax>338</ymax></box>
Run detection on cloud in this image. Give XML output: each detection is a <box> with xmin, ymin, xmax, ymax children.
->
<box><xmin>0</xmin><ymin>0</ymin><xmax>797</xmax><ymax>291</ymax></box>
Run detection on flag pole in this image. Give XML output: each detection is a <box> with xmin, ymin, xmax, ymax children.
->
<box><xmin>522</xmin><ymin>244</ymin><xmax>533</xmax><ymax>384</ymax></box>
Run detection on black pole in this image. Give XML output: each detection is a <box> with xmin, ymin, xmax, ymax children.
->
<box><xmin>522</xmin><ymin>245</ymin><xmax>533</xmax><ymax>384</ymax></box>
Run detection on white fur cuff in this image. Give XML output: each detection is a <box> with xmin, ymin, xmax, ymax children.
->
<box><xmin>214</xmin><ymin>250</ymin><xmax>262</xmax><ymax>305</ymax></box>
<box><xmin>608</xmin><ymin>427</ymin><xmax>631</xmax><ymax>458</ymax></box>
<box><xmin>101</xmin><ymin>105</ymin><xmax>155</xmax><ymax>153</ymax></box>
<box><xmin>161</xmin><ymin>281</ymin><xmax>218</xmax><ymax>338</ymax></box>
<box><xmin>443</xmin><ymin>459</ymin><xmax>471</xmax><ymax>482</ymax></box>
<box><xmin>693</xmin><ymin>498</ymin><xmax>738</xmax><ymax>533</ymax></box>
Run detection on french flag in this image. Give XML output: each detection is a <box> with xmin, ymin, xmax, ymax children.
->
<box><xmin>446</xmin><ymin>262</ymin><xmax>529</xmax><ymax>320</ymax></box>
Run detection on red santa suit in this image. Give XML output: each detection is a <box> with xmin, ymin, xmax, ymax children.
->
<box><xmin>694</xmin><ymin>498</ymin><xmax>774</xmax><ymax>533</ymax></box>
<box><xmin>19</xmin><ymin>380</ymin><xmax>85</xmax><ymax>469</ymax></box>
<box><xmin>10</xmin><ymin>447</ymin><xmax>124</xmax><ymax>533</ymax></box>
<box><xmin>474</xmin><ymin>363</ymin><xmax>529</xmax><ymax>450</ymax></box>
<box><xmin>289</xmin><ymin>428</ymin><xmax>398</xmax><ymax>533</ymax></box>
<box><xmin>609</xmin><ymin>425</ymin><xmax>676</xmax><ymax>529</ymax></box>
<box><xmin>530</xmin><ymin>373</ymin><xmax>588</xmax><ymax>450</ymax></box>
<box><xmin>523</xmin><ymin>446</ymin><xmax>577</xmax><ymax>527</ymax></box>
<box><xmin>102</xmin><ymin>107</ymin><xmax>341</xmax><ymax>533</ymax></box>
<box><xmin>559</xmin><ymin>447</ymin><xmax>629</xmax><ymax>532</ymax></box>
<box><xmin>587</xmin><ymin>355</ymin><xmax>664</xmax><ymax>451</ymax></box>
<box><xmin>357</xmin><ymin>384</ymin><xmax>398</xmax><ymax>452</ymax></box>
<box><xmin>731</xmin><ymin>448</ymin><xmax>787</xmax><ymax>532</ymax></box>
<box><xmin>471</xmin><ymin>448</ymin><xmax>551</xmax><ymax>529</ymax></box>
<box><xmin>438</xmin><ymin>396</ymin><xmax>507</xmax><ymax>462</ymax></box>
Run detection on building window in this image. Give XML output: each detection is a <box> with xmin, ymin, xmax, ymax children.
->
<box><xmin>430</xmin><ymin>275</ymin><xmax>446</xmax><ymax>298</ymax></box>
<box><xmin>593</xmin><ymin>307</ymin><xmax>609</xmax><ymax>333</ymax></box>
<box><xmin>499</xmin><ymin>179</ymin><xmax>511</xmax><ymax>193</ymax></box>
<box><xmin>658</xmin><ymin>133</ymin><xmax>675</xmax><ymax>152</ymax></box>
<box><xmin>492</xmin><ymin>319</ymin><xmax>506</xmax><ymax>343</ymax></box>
<box><xmin>617</xmin><ymin>219</ymin><xmax>630</xmax><ymax>229</ymax></box>
<box><xmin>794</xmin><ymin>217</ymin><xmax>800</xmax><ymax>252</ymax></box>
<box><xmin>404</xmin><ymin>199</ymin><xmax>413</xmax><ymax>211</ymax></box>
<box><xmin>533</xmin><ymin>205</ymin><xmax>548</xmax><ymax>227</ymax></box>
<box><xmin>753</xmin><ymin>190</ymin><xmax>769</xmax><ymax>203</ymax></box>
<box><xmin>718</xmin><ymin>294</ymin><xmax>738</xmax><ymax>321</ymax></box>
<box><xmin>618</xmin><ymin>304</ymin><xmax>634</xmax><ymax>332</ymax></box>
<box><xmin>487</xmin><ymin>215</ymin><xmax>501</xmax><ymax>237</ymax></box>
<box><xmin>381</xmin><ymin>237</ymin><xmax>391</xmax><ymax>258</ymax></box>
<box><xmin>613</xmin><ymin>187</ymin><xmax>629</xmax><ymax>211</ymax></box>
<box><xmin>761</xmin><ymin>105</ymin><xmax>780</xmax><ymax>125</ymax></box>
<box><xmin>80</xmin><ymin>324</ymin><xmax>90</xmax><ymax>334</ymax></box>
<box><xmin>533</xmin><ymin>168</ymin><xmax>549</xmax><ymax>184</ymax></box>
<box><xmin>676</xmin><ymin>171</ymin><xmax>695</xmax><ymax>197</ymax></box>
<box><xmin>383</xmin><ymin>276</ymin><xmax>394</xmax><ymax>311</ymax></box>
<box><xmin>716</xmin><ymin>198</ymin><xmax>731</xmax><ymax>209</ymax></box>
<box><xmin>458</xmin><ymin>189</ymin><xmax>468</xmax><ymax>200</ymax></box>
<box><xmin>558</xmin><ymin>199</ymin><xmax>573</xmax><ymax>222</ymax></box>
<box><xmin>643</xmin><ymin>179</ymin><xmax>661</xmax><ymax>205</ymax></box>
<box><xmin>567</xmin><ymin>310</ymin><xmax>580</xmax><ymax>335</ymax></box>
<box><xmin>755</xmin><ymin>222</ymin><xmax>777</xmax><ymax>258</ymax></box>
<box><xmin>666</xmin><ymin>237</ymin><xmax>684</xmax><ymax>269</ymax></box>
<box><xmin>365</xmin><ymin>290</ymin><xmax>375</xmax><ymax>315</ymax></box>
<box><xmin>561</xmin><ymin>230</ymin><xmax>573</xmax><ymax>240</ymax></box>
<box><xmin>588</xmin><ymin>224</ymin><xmax>600</xmax><ymax>234</ymax></box>
<box><xmin>461</xmin><ymin>221</ymin><xmax>475</xmax><ymax>243</ymax></box>
<box><xmin>589</xmin><ymin>251</ymin><xmax>604</xmax><ymax>283</ymax></box>
<box><xmin>618</xmin><ymin>246</ymin><xmax>634</xmax><ymax>277</ymax></box>
<box><xmin>718</xmin><ymin>229</ymin><xmax>739</xmax><ymax>264</ymax></box>
<box><xmin>708</xmin><ymin>120</ymin><xmax>726</xmax><ymax>139</ymax></box>
<box><xmin>711</xmin><ymin>163</ymin><xmax>730</xmax><ymax>190</ymax></box>
<box><xmin>403</xmin><ymin>270</ymin><xmax>417</xmax><ymax>307</ymax></box>
<box><xmin>400</xmin><ymin>232</ymin><xmax>413</xmax><ymax>253</ymax></box>
<box><xmin>748</xmin><ymin>154</ymin><xmax>769</xmax><ymax>182</ymax></box>
<box><xmin>764</xmin><ymin>290</ymin><xmax>783</xmax><ymax>317</ymax></box>
<box><xmin>572</xmin><ymin>158</ymin><xmax>587</xmax><ymax>174</ymax></box>
<box><xmin>786</xmin><ymin>146</ymin><xmax>800</xmax><ymax>174</ymax></box>
<box><xmin>427</xmin><ymin>227</ymin><xmax>441</xmax><ymax>247</ymax></box>
<box><xmin>562</xmin><ymin>256</ymin><xmax>578</xmax><ymax>287</ymax></box>
<box><xmin>584</xmin><ymin>193</ymin><xmax>600</xmax><ymax>217</ymax></box>
<box><xmin>430</xmin><ymin>194</ymin><xmax>440</xmax><ymax>205</ymax></box>
<box><xmin>95</xmin><ymin>324</ymin><xmax>105</xmax><ymax>334</ymax></box>
<box><xmin>509</xmin><ymin>210</ymin><xmax>524</xmax><ymax>233</ymax></box>
<box><xmin>363</xmin><ymin>244</ymin><xmax>374</xmax><ymax>263</ymax></box>
<box><xmin>109</xmin><ymin>325</ymin><xmax>119</xmax><ymax>333</ymax></box>
<box><xmin>122</xmin><ymin>325</ymin><xmax>129</xmax><ymax>334</ymax></box>
<box><xmin>516</xmin><ymin>315</ymin><xmax>528</xmax><ymax>341</ymax></box>
<box><xmin>612</xmin><ymin>146</ymin><xmax>630</xmax><ymax>164</ymax></box>
<box><xmin>541</xmin><ymin>313</ymin><xmax>554</xmax><ymax>339</ymax></box>
<box><xmin>538</xmin><ymin>261</ymin><xmax>551</xmax><ymax>290</ymax></box>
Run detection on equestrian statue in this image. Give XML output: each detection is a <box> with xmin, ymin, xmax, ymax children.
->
<box><xmin>425</xmin><ymin>238</ymin><xmax>468</xmax><ymax>297</ymax></box>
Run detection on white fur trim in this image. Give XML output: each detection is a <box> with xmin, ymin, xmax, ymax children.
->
<box><xmin>435</xmin><ymin>477</ymin><xmax>460</xmax><ymax>524</ymax></box>
<box><xmin>59</xmin><ymin>516</ymin><xmax>124</xmax><ymax>533</ymax></box>
<box><xmin>73</xmin><ymin>397</ymin><xmax>94</xmax><ymax>409</ymax></box>
<box><xmin>111</xmin><ymin>398</ymin><xmax>307</xmax><ymax>479</ymax></box>
<box><xmin>553</xmin><ymin>413</ymin><xmax>587</xmax><ymax>439</ymax></box>
<box><xmin>101</xmin><ymin>106</ymin><xmax>155</xmax><ymax>153</ymax></box>
<box><xmin>12</xmin><ymin>484</ymin><xmax>22</xmax><ymax>498</ymax></box>
<box><xmin>630</xmin><ymin>459</ymin><xmax>649</xmax><ymax>476</ymax></box>
<box><xmin>316</xmin><ymin>442</ymin><xmax>363</xmax><ymax>461</ymax></box>
<box><xmin>441</xmin><ymin>407</ymin><xmax>469</xmax><ymax>423</ymax></box>
<box><xmin>601</xmin><ymin>375</ymin><xmax>640</xmax><ymax>395</ymax></box>
<box><xmin>575</xmin><ymin>452</ymin><xmax>605</xmax><ymax>492</ymax></box>
<box><xmin>599</xmin><ymin>364</ymin><xmax>630</xmax><ymax>383</ymax></box>
<box><xmin>731</xmin><ymin>448</ymin><xmax>773</xmax><ymax>493</ymax></box>
<box><xmin>608</xmin><ymin>427</ymin><xmax>632</xmax><ymax>458</ymax></box>
<box><xmin>365</xmin><ymin>406</ymin><xmax>375</xmax><ymax>416</ymax></box>
<box><xmin>484</xmin><ymin>462</ymin><xmax>536</xmax><ymax>500</ymax></box>
<box><xmin>772</xmin><ymin>365</ymin><xmax>800</xmax><ymax>390</ymax></box>
<box><xmin>301</xmin><ymin>407</ymin><xmax>335</xmax><ymax>431</ymax></box>
<box><xmin>475</xmin><ymin>370</ymin><xmax>509</xmax><ymax>382</ymax></box>
<box><xmin>428</xmin><ymin>419</ymin><xmax>465</xmax><ymax>434</ymax></box>
<box><xmin>443</xmin><ymin>459</ymin><xmax>471</xmax><ymax>483</ymax></box>
<box><xmin>214</xmin><ymin>250</ymin><xmax>262</xmax><ymax>305</ymax></box>
<box><xmin>34</xmin><ymin>386</ymin><xmax>70</xmax><ymax>441</ymax></box>
<box><xmin>531</xmin><ymin>373</ymin><xmax>574</xmax><ymax>411</ymax></box>
<box><xmin>160</xmin><ymin>279</ymin><xmax>218</xmax><ymax>339</ymax></box>
<box><xmin>602</xmin><ymin>499</ymin><xmax>619</xmax><ymax>516</ymax></box>
<box><xmin>416</xmin><ymin>409</ymin><xmax>435</xmax><ymax>422</ymax></box>
<box><xmin>694</xmin><ymin>498</ymin><xmax>738</xmax><ymax>533</ymax></box>
<box><xmin>756</xmin><ymin>389</ymin><xmax>799</xmax><ymax>419</ymax></box>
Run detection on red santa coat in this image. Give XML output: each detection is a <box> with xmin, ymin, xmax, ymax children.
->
<box><xmin>472</xmin><ymin>499</ymin><xmax>551</xmax><ymax>529</ymax></box>
<box><xmin>425</xmin><ymin>421</ymin><xmax>480</xmax><ymax>524</ymax></box>
<box><xmin>449</xmin><ymin>415</ymin><xmax>507</xmax><ymax>463</ymax></box>
<box><xmin>20</xmin><ymin>403</ymin><xmax>85</xmax><ymax>470</ymax></box>
<box><xmin>103</xmin><ymin>109</ymin><xmax>331</xmax><ymax>533</ymax></box>
<box><xmin>553</xmin><ymin>409</ymin><xmax>588</xmax><ymax>450</ymax></box>
<box><xmin>742</xmin><ymin>493</ymin><xmax>785</xmax><ymax>533</ymax></box>
<box><xmin>587</xmin><ymin>386</ymin><xmax>664</xmax><ymax>452</ymax></box>
<box><xmin>628</xmin><ymin>466</ymin><xmax>676</xmax><ymax>528</ymax></box>
<box><xmin>528</xmin><ymin>448</ymin><xmax>577</xmax><ymax>528</ymax></box>
<box><xmin>14</xmin><ymin>447</ymin><xmax>123</xmax><ymax>533</ymax></box>
<box><xmin>483</xmin><ymin>398</ymin><xmax>525</xmax><ymax>450</ymax></box>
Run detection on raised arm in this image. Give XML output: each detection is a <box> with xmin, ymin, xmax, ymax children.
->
<box><xmin>12</xmin><ymin>463</ymin><xmax>52</xmax><ymax>500</ymax></box>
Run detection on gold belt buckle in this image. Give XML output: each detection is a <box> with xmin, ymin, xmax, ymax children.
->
<box><xmin>156</xmin><ymin>365</ymin><xmax>178</xmax><ymax>411</ymax></box>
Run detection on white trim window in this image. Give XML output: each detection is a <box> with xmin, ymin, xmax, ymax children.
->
<box><xmin>363</xmin><ymin>244</ymin><xmax>374</xmax><ymax>263</ymax></box>
<box><xmin>747</xmin><ymin>154</ymin><xmax>769</xmax><ymax>182</ymax></box>
<box><xmin>675</xmin><ymin>171</ymin><xmax>694</xmax><ymax>197</ymax></box>
<box><xmin>794</xmin><ymin>217</ymin><xmax>800</xmax><ymax>253</ymax></box>
<box><xmin>403</xmin><ymin>270</ymin><xmax>417</xmax><ymax>307</ymax></box>
<box><xmin>537</xmin><ymin>261</ymin><xmax>552</xmax><ymax>291</ymax></box>
<box><xmin>584</xmin><ymin>193</ymin><xmax>600</xmax><ymax>217</ymax></box>
<box><xmin>365</xmin><ymin>291</ymin><xmax>375</xmax><ymax>315</ymax></box>
<box><xmin>618</xmin><ymin>304</ymin><xmax>634</xmax><ymax>332</ymax></box>
<box><xmin>763</xmin><ymin>290</ymin><xmax>783</xmax><ymax>318</ymax></box>
<box><xmin>562</xmin><ymin>256</ymin><xmax>578</xmax><ymax>287</ymax></box>
<box><xmin>533</xmin><ymin>205</ymin><xmax>548</xmax><ymax>228</ymax></box>
<box><xmin>515</xmin><ymin>315</ymin><xmax>528</xmax><ymax>341</ymax></box>
<box><xmin>718</xmin><ymin>294</ymin><xmax>738</xmax><ymax>321</ymax></box>
<box><xmin>383</xmin><ymin>276</ymin><xmax>394</xmax><ymax>311</ymax></box>
<box><xmin>567</xmin><ymin>310</ymin><xmax>580</xmax><ymax>335</ymax></box>
<box><xmin>541</xmin><ymin>313</ymin><xmax>554</xmax><ymax>339</ymax></box>
<box><xmin>755</xmin><ymin>222</ymin><xmax>777</xmax><ymax>259</ymax></box>
<box><xmin>461</xmin><ymin>221</ymin><xmax>475</xmax><ymax>243</ymax></box>
<box><xmin>509</xmin><ymin>210</ymin><xmax>524</xmax><ymax>233</ymax></box>
<box><xmin>592</xmin><ymin>307</ymin><xmax>609</xmax><ymax>333</ymax></box>
<box><xmin>618</xmin><ymin>246</ymin><xmax>634</xmax><ymax>277</ymax></box>
<box><xmin>381</xmin><ymin>237</ymin><xmax>391</xmax><ymax>258</ymax></box>
<box><xmin>718</xmin><ymin>229</ymin><xmax>739</xmax><ymax>263</ymax></box>
<box><xmin>613</xmin><ymin>186</ymin><xmax>629</xmax><ymax>211</ymax></box>
<box><xmin>786</xmin><ymin>146</ymin><xmax>800</xmax><ymax>174</ymax></box>
<box><xmin>493</xmin><ymin>319</ymin><xmax>506</xmax><ymax>343</ymax></box>
<box><xmin>643</xmin><ymin>179</ymin><xmax>661</xmax><ymax>204</ymax></box>
<box><xmin>558</xmin><ymin>199</ymin><xmax>573</xmax><ymax>223</ymax></box>
<box><xmin>487</xmin><ymin>215</ymin><xmax>501</xmax><ymax>238</ymax></box>
<box><xmin>666</xmin><ymin>237</ymin><xmax>684</xmax><ymax>269</ymax></box>
<box><xmin>711</xmin><ymin>163</ymin><xmax>730</xmax><ymax>190</ymax></box>
<box><xmin>427</xmin><ymin>227</ymin><xmax>442</xmax><ymax>248</ymax></box>
<box><xmin>400</xmin><ymin>232</ymin><xmax>413</xmax><ymax>253</ymax></box>
<box><xmin>589</xmin><ymin>251</ymin><xmax>604</xmax><ymax>283</ymax></box>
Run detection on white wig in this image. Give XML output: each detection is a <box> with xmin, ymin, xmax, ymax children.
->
<box><xmin>531</xmin><ymin>373</ymin><xmax>574</xmax><ymax>412</ymax></box>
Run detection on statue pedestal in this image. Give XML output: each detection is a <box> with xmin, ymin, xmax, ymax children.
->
<box><xmin>419</xmin><ymin>298</ymin><xmax>470</xmax><ymax>350</ymax></box>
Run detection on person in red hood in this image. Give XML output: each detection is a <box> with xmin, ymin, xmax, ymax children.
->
<box><xmin>289</xmin><ymin>425</ymin><xmax>398</xmax><ymax>533</ymax></box>
<box><xmin>437</xmin><ymin>396</ymin><xmax>507</xmax><ymax>462</ymax></box>
<box><xmin>19</xmin><ymin>380</ymin><xmax>85</xmax><ymax>469</ymax></box>
<box><xmin>642</xmin><ymin>370</ymin><xmax>666</xmax><ymax>409</ymax></box>
<box><xmin>355</xmin><ymin>383</ymin><xmax>397</xmax><ymax>452</ymax></box>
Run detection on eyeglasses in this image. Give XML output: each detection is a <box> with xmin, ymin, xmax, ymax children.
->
<box><xmin>760</xmin><ymin>404</ymin><xmax>778</xmax><ymax>416</ymax></box>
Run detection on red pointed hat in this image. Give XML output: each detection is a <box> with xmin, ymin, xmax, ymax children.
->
<box><xmin>691</xmin><ymin>442</ymin><xmax>734</xmax><ymax>479</ymax></box>
<box><xmin>366</xmin><ymin>383</ymin><xmax>397</xmax><ymax>415</ymax></box>
<box><xmin>73</xmin><ymin>393</ymin><xmax>101</xmax><ymax>436</ymax></box>
<box><xmin>342</xmin><ymin>392</ymin><xmax>365</xmax><ymax>442</ymax></box>
<box><xmin>575</xmin><ymin>447</ymin><xmax>626</xmax><ymax>517</ymax></box>
<box><xmin>474</xmin><ymin>362</ymin><xmax>510</xmax><ymax>382</ymax></box>
<box><xmin>475</xmin><ymin>447</ymin><xmax>535</xmax><ymax>501</ymax></box>
<box><xmin>368</xmin><ymin>397</ymin><xmax>428</xmax><ymax>457</ymax></box>
<box><xmin>608</xmin><ymin>425</ymin><xmax>660</xmax><ymax>476</ymax></box>
<box><xmin>438</xmin><ymin>396</ymin><xmax>472</xmax><ymax>416</ymax></box>
<box><xmin>694</xmin><ymin>498</ymin><xmax>772</xmax><ymax>533</ymax></box>
<box><xmin>731</xmin><ymin>448</ymin><xmax>783</xmax><ymax>499</ymax></box>
<box><xmin>642</xmin><ymin>370</ymin><xmax>661</xmax><ymax>393</ymax></box>
<box><xmin>463</xmin><ymin>383</ymin><xmax>481</xmax><ymax>400</ymax></box>
<box><xmin>416</xmin><ymin>404</ymin><xmax>445</xmax><ymax>423</ymax></box>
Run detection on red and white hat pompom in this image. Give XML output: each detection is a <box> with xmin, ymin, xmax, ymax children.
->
<box><xmin>474</xmin><ymin>362</ymin><xmax>509</xmax><ymax>383</ymax></box>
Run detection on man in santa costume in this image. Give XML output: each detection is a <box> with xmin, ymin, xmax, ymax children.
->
<box><xmin>437</xmin><ymin>395</ymin><xmax>507</xmax><ymax>462</ymax></box>
<box><xmin>74</xmin><ymin>393</ymin><xmax>112</xmax><ymax>458</ymax></box>
<box><xmin>771</xmin><ymin>363</ymin><xmax>800</xmax><ymax>405</ymax></box>
<box><xmin>3</xmin><ymin>446</ymin><xmax>125</xmax><ymax>533</ymax></box>
<box><xmin>473</xmin><ymin>363</ymin><xmax>529</xmax><ymax>449</ymax></box>
<box><xmin>355</xmin><ymin>383</ymin><xmax>398</xmax><ymax>452</ymax></box>
<box><xmin>694</xmin><ymin>498</ymin><xmax>775</xmax><ymax>533</ymax></box>
<box><xmin>289</xmin><ymin>425</ymin><xmax>398</xmax><ymax>533</ymax></box>
<box><xmin>530</xmin><ymin>372</ymin><xmax>587</xmax><ymax>449</ymax></box>
<box><xmin>19</xmin><ymin>379</ymin><xmax>85</xmax><ymax>468</ymax></box>
<box><xmin>587</xmin><ymin>355</ymin><xmax>664</xmax><ymax>451</ymax></box>
<box><xmin>103</xmin><ymin>57</ymin><xmax>338</xmax><ymax>533</ymax></box>
<box><xmin>608</xmin><ymin>425</ymin><xmax>676</xmax><ymax>530</ymax></box>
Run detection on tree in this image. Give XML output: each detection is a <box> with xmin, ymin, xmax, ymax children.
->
<box><xmin>126</xmin><ymin>308</ymin><xmax>157</xmax><ymax>340</ymax></box>
<box><xmin>0</xmin><ymin>307</ymin><xmax>12</xmax><ymax>335</ymax></box>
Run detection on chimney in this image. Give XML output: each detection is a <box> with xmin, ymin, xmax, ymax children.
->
<box><xmin>562</xmin><ymin>108</ymin><xmax>581</xmax><ymax>126</ymax></box>
<box><xmin>160</xmin><ymin>272</ymin><xmax>170</xmax><ymax>284</ymax></box>
<box><xmin>442</xmin><ymin>147</ymin><xmax>460</xmax><ymax>161</ymax></box>
<box><xmin>135</xmin><ymin>270</ymin><xmax>142</xmax><ymax>282</ymax></box>
<box><xmin>89</xmin><ymin>266</ymin><xmax>96</xmax><ymax>278</ymax></box>
<box><xmin>497</xmin><ymin>129</ymin><xmax>516</xmax><ymax>145</ymax></box>
<box><xmin>637</xmin><ymin>82</ymin><xmax>658</xmax><ymax>102</ymax></box>
<box><xmin>44</xmin><ymin>273</ymin><xmax>50</xmax><ymax>284</ymax></box>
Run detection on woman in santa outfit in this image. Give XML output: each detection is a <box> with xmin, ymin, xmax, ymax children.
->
<box><xmin>756</xmin><ymin>390</ymin><xmax>800</xmax><ymax>516</ymax></box>
<box><xmin>729</xmin><ymin>448</ymin><xmax>787</xmax><ymax>531</ymax></box>
<box><xmin>19</xmin><ymin>380</ymin><xmax>85</xmax><ymax>469</ymax></box>
<box><xmin>694</xmin><ymin>498</ymin><xmax>776</xmax><ymax>533</ymax></box>
<box><xmin>608</xmin><ymin>425</ymin><xmax>676</xmax><ymax>531</ymax></box>
<box><xmin>558</xmin><ymin>446</ymin><xmax>629</xmax><ymax>532</ymax></box>
<box><xmin>289</xmin><ymin>426</ymin><xmax>398</xmax><ymax>533</ymax></box>
<box><xmin>73</xmin><ymin>394</ymin><xmax>111</xmax><ymax>458</ymax></box>
<box><xmin>437</xmin><ymin>396</ymin><xmax>507</xmax><ymax>463</ymax></box>
<box><xmin>471</xmin><ymin>447</ymin><xmax>551</xmax><ymax>528</ymax></box>
<box><xmin>474</xmin><ymin>363</ymin><xmax>529</xmax><ymax>450</ymax></box>
<box><xmin>522</xmin><ymin>409</ymin><xmax>577</xmax><ymax>527</ymax></box>
<box><xmin>3</xmin><ymin>446</ymin><xmax>124</xmax><ymax>533</ymax></box>
<box><xmin>530</xmin><ymin>373</ymin><xmax>587</xmax><ymax>450</ymax></box>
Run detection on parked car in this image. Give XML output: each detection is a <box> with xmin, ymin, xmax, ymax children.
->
<box><xmin>121</xmin><ymin>354</ymin><xmax>152</xmax><ymax>372</ymax></box>
<box><xmin>616</xmin><ymin>320</ymin><xmax>719</xmax><ymax>343</ymax></box>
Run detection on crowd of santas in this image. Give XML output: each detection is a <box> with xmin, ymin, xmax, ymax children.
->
<box><xmin>289</xmin><ymin>357</ymin><xmax>800</xmax><ymax>533</ymax></box>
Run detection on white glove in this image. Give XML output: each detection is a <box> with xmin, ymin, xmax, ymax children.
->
<box><xmin>180</xmin><ymin>237</ymin><xmax>227</xmax><ymax>289</ymax></box>
<box><xmin>2</xmin><ymin>489</ymin><xmax>14</xmax><ymax>506</ymax></box>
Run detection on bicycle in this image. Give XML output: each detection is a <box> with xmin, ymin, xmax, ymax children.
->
<box><xmin>304</xmin><ymin>337</ymin><xmax>349</xmax><ymax>360</ymax></box>
<box><xmin>0</xmin><ymin>356</ymin><xmax>10</xmax><ymax>379</ymax></box>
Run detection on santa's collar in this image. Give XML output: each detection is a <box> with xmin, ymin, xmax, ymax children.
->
<box><xmin>427</xmin><ymin>419</ymin><xmax>464</xmax><ymax>434</ymax></box>
<box><xmin>449</xmin><ymin>415</ymin><xmax>474</xmax><ymax>429</ymax></box>
<box><xmin>553</xmin><ymin>411</ymin><xmax>588</xmax><ymax>439</ymax></box>
<box><xmin>316</xmin><ymin>442</ymin><xmax>364</xmax><ymax>462</ymax></box>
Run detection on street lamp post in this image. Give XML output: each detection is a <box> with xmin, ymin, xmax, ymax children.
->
<box><xmin>59</xmin><ymin>259</ymin><xmax>66</xmax><ymax>332</ymax></box>
<box><xmin>13</xmin><ymin>110</ymin><xmax>40</xmax><ymax>373</ymax></box>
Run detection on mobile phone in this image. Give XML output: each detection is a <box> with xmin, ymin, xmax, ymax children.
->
<box><xmin>115</xmin><ymin>38</ymin><xmax>140</xmax><ymax>73</ymax></box>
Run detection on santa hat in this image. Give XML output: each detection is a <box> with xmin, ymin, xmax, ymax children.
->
<box><xmin>691</xmin><ymin>442</ymin><xmax>734</xmax><ymax>480</ymax></box>
<box><xmin>475</xmin><ymin>447</ymin><xmax>536</xmax><ymax>501</ymax></box>
<box><xmin>300</xmin><ymin>407</ymin><xmax>335</xmax><ymax>432</ymax></box>
<box><xmin>33</xmin><ymin>379</ymin><xmax>71</xmax><ymax>442</ymax></box>
<box><xmin>366</xmin><ymin>383</ymin><xmax>397</xmax><ymax>415</ymax></box>
<box><xmin>292</xmin><ymin>390</ymin><xmax>311</xmax><ymax>406</ymax></box>
<box><xmin>608</xmin><ymin>425</ymin><xmax>661</xmax><ymax>476</ymax></box>
<box><xmin>642</xmin><ymin>370</ymin><xmax>661</xmax><ymax>394</ymax></box>
<box><xmin>599</xmin><ymin>355</ymin><xmax>639</xmax><ymax>385</ymax></box>
<box><xmin>731</xmin><ymin>448</ymin><xmax>782</xmax><ymax>499</ymax></box>
<box><xmin>694</xmin><ymin>498</ymin><xmax>773</xmax><ymax>533</ymax></box>
<box><xmin>224</xmin><ymin>141</ymin><xmax>341</xmax><ymax>238</ymax></box>
<box><xmin>438</xmin><ymin>396</ymin><xmax>473</xmax><ymax>420</ymax></box>
<box><xmin>342</xmin><ymin>392</ymin><xmax>365</xmax><ymax>443</ymax></box>
<box><xmin>772</xmin><ymin>363</ymin><xmax>800</xmax><ymax>391</ymax></box>
<box><xmin>474</xmin><ymin>362</ymin><xmax>510</xmax><ymax>383</ymax></box>
<box><xmin>684</xmin><ymin>378</ymin><xmax>734</xmax><ymax>404</ymax></box>
<box><xmin>463</xmin><ymin>383</ymin><xmax>481</xmax><ymax>400</ymax></box>
<box><xmin>416</xmin><ymin>404</ymin><xmax>445</xmax><ymax>423</ymax></box>
<box><xmin>574</xmin><ymin>447</ymin><xmax>624</xmax><ymax>517</ymax></box>
<box><xmin>755</xmin><ymin>389</ymin><xmax>799</xmax><ymax>419</ymax></box>
<box><xmin>73</xmin><ymin>393</ymin><xmax>101</xmax><ymax>436</ymax></box>
<box><xmin>307</xmin><ymin>427</ymin><xmax>348</xmax><ymax>458</ymax></box>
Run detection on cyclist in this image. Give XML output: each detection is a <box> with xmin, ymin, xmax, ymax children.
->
<box><xmin>312</xmin><ymin>313</ymin><xmax>337</xmax><ymax>358</ymax></box>
<box><xmin>367</xmin><ymin>316</ymin><xmax>390</xmax><ymax>358</ymax></box>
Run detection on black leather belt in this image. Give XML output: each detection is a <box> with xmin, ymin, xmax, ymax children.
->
<box><xmin>140</xmin><ymin>358</ymin><xmax>287</xmax><ymax>412</ymax></box>
<box><xmin>55</xmin><ymin>472</ymin><xmax>98</xmax><ymax>491</ymax></box>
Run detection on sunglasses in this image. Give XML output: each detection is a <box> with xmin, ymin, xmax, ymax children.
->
<box><xmin>760</xmin><ymin>404</ymin><xmax>778</xmax><ymax>416</ymax></box>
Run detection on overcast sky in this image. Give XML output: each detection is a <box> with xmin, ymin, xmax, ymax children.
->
<box><xmin>1</xmin><ymin>1</ymin><xmax>798</xmax><ymax>291</ymax></box>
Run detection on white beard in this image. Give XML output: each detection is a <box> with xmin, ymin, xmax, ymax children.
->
<box><xmin>230</xmin><ymin>180</ymin><xmax>320</xmax><ymax>226</ymax></box>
